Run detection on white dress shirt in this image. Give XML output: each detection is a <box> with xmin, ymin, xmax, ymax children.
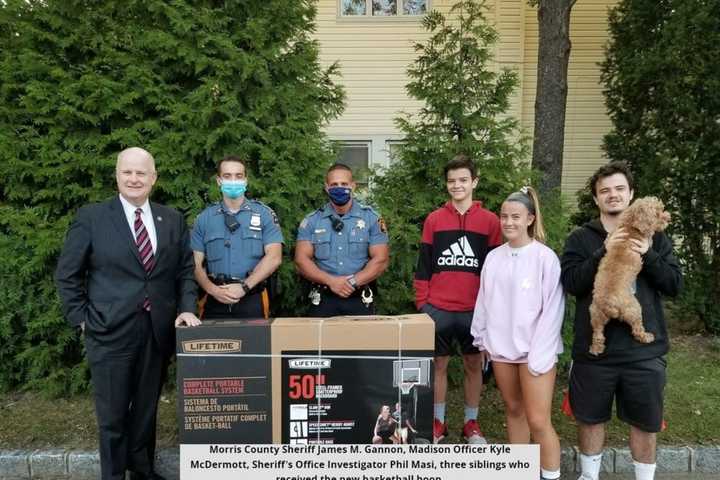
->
<box><xmin>119</xmin><ymin>194</ymin><xmax>158</xmax><ymax>254</ymax></box>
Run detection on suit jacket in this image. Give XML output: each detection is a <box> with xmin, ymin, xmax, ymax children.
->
<box><xmin>55</xmin><ymin>196</ymin><xmax>197</xmax><ymax>355</ymax></box>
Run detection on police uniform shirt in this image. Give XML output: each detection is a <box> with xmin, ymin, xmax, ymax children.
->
<box><xmin>297</xmin><ymin>201</ymin><xmax>388</xmax><ymax>276</ymax></box>
<box><xmin>191</xmin><ymin>200</ymin><xmax>283</xmax><ymax>279</ymax></box>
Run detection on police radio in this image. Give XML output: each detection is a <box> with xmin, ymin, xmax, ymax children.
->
<box><xmin>223</xmin><ymin>213</ymin><xmax>240</xmax><ymax>232</ymax></box>
<box><xmin>330</xmin><ymin>216</ymin><xmax>344</xmax><ymax>233</ymax></box>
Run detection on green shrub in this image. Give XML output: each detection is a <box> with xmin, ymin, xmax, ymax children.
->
<box><xmin>601</xmin><ymin>0</ymin><xmax>720</xmax><ymax>333</ymax></box>
<box><xmin>0</xmin><ymin>0</ymin><xmax>344</xmax><ymax>394</ymax></box>
<box><xmin>369</xmin><ymin>0</ymin><xmax>530</xmax><ymax>315</ymax></box>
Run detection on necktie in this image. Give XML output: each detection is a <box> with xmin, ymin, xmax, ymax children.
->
<box><xmin>134</xmin><ymin>208</ymin><xmax>155</xmax><ymax>311</ymax></box>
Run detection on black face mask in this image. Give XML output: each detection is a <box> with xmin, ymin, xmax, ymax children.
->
<box><xmin>224</xmin><ymin>212</ymin><xmax>240</xmax><ymax>232</ymax></box>
<box><xmin>327</xmin><ymin>186</ymin><xmax>352</xmax><ymax>206</ymax></box>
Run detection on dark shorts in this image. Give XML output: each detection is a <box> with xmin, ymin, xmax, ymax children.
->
<box><xmin>569</xmin><ymin>357</ymin><xmax>666</xmax><ymax>433</ymax></box>
<box><xmin>421</xmin><ymin>303</ymin><xmax>480</xmax><ymax>357</ymax></box>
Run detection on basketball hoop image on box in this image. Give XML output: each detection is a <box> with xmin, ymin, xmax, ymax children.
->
<box><xmin>390</xmin><ymin>359</ymin><xmax>432</xmax><ymax>444</ymax></box>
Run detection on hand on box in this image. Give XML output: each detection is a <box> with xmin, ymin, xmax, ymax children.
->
<box><xmin>175</xmin><ymin>312</ymin><xmax>201</xmax><ymax>327</ymax></box>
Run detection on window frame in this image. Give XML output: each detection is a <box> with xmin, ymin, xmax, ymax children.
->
<box><xmin>384</xmin><ymin>140</ymin><xmax>405</xmax><ymax>165</ymax></box>
<box><xmin>334</xmin><ymin>139</ymin><xmax>372</xmax><ymax>188</ymax></box>
<box><xmin>337</xmin><ymin>0</ymin><xmax>430</xmax><ymax>20</ymax></box>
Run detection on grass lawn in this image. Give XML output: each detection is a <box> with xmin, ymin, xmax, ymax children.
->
<box><xmin>447</xmin><ymin>334</ymin><xmax>720</xmax><ymax>445</ymax></box>
<box><xmin>1</xmin><ymin>335</ymin><xmax>717</xmax><ymax>449</ymax></box>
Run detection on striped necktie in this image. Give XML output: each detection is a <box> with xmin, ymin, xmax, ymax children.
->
<box><xmin>134</xmin><ymin>208</ymin><xmax>155</xmax><ymax>311</ymax></box>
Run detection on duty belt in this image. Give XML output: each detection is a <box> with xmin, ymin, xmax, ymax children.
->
<box><xmin>308</xmin><ymin>283</ymin><xmax>374</xmax><ymax>307</ymax></box>
<box><xmin>209</xmin><ymin>274</ymin><xmax>267</xmax><ymax>295</ymax></box>
<box><xmin>209</xmin><ymin>274</ymin><xmax>243</xmax><ymax>285</ymax></box>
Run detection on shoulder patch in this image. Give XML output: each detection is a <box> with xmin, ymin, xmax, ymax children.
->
<box><xmin>249</xmin><ymin>200</ymin><xmax>280</xmax><ymax>224</ymax></box>
<box><xmin>257</xmin><ymin>202</ymin><xmax>278</xmax><ymax>225</ymax></box>
<box><xmin>378</xmin><ymin>217</ymin><xmax>388</xmax><ymax>234</ymax></box>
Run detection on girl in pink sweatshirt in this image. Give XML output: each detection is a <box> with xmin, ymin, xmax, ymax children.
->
<box><xmin>471</xmin><ymin>186</ymin><xmax>564</xmax><ymax>480</ymax></box>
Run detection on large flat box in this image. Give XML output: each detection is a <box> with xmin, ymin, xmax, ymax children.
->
<box><xmin>177</xmin><ymin>314</ymin><xmax>434</xmax><ymax>444</ymax></box>
<box><xmin>177</xmin><ymin>319</ymin><xmax>273</xmax><ymax>443</ymax></box>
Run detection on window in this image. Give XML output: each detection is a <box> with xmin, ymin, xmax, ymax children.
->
<box><xmin>341</xmin><ymin>0</ymin><xmax>366</xmax><ymax>15</ymax></box>
<box><xmin>336</xmin><ymin>141</ymin><xmax>371</xmax><ymax>187</ymax></box>
<box><xmin>403</xmin><ymin>0</ymin><xmax>427</xmax><ymax>15</ymax></box>
<box><xmin>373</xmin><ymin>0</ymin><xmax>396</xmax><ymax>16</ymax></box>
<box><xmin>385</xmin><ymin>140</ymin><xmax>404</xmax><ymax>164</ymax></box>
<box><xmin>340</xmin><ymin>0</ymin><xmax>427</xmax><ymax>17</ymax></box>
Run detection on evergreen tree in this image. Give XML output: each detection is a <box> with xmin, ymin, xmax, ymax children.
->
<box><xmin>370</xmin><ymin>0</ymin><xmax>529</xmax><ymax>314</ymax></box>
<box><xmin>601</xmin><ymin>0</ymin><xmax>720</xmax><ymax>333</ymax></box>
<box><xmin>0</xmin><ymin>0</ymin><xmax>344</xmax><ymax>393</ymax></box>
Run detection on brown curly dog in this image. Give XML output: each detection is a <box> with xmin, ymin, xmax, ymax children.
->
<box><xmin>589</xmin><ymin>197</ymin><xmax>671</xmax><ymax>355</ymax></box>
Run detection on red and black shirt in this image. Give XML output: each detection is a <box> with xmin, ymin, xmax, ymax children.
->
<box><xmin>414</xmin><ymin>201</ymin><xmax>501</xmax><ymax>312</ymax></box>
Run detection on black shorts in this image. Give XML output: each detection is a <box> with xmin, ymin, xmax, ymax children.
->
<box><xmin>421</xmin><ymin>303</ymin><xmax>480</xmax><ymax>356</ymax></box>
<box><xmin>569</xmin><ymin>357</ymin><xmax>666</xmax><ymax>433</ymax></box>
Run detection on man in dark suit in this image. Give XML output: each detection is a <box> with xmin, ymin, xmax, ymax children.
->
<box><xmin>55</xmin><ymin>147</ymin><xmax>200</xmax><ymax>480</ymax></box>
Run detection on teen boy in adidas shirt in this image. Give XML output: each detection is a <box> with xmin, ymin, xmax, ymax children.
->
<box><xmin>414</xmin><ymin>154</ymin><xmax>502</xmax><ymax>444</ymax></box>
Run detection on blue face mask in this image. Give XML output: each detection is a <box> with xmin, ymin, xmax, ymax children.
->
<box><xmin>327</xmin><ymin>186</ymin><xmax>352</xmax><ymax>206</ymax></box>
<box><xmin>221</xmin><ymin>179</ymin><xmax>247</xmax><ymax>199</ymax></box>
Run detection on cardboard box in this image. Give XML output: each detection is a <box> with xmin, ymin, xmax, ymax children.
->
<box><xmin>177</xmin><ymin>319</ymin><xmax>273</xmax><ymax>444</ymax></box>
<box><xmin>177</xmin><ymin>314</ymin><xmax>434</xmax><ymax>444</ymax></box>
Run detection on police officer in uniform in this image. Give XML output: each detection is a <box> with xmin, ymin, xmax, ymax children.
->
<box><xmin>295</xmin><ymin>163</ymin><xmax>389</xmax><ymax>316</ymax></box>
<box><xmin>191</xmin><ymin>155</ymin><xmax>283</xmax><ymax>319</ymax></box>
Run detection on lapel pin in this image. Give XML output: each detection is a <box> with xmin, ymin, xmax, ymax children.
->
<box><xmin>157</xmin><ymin>216</ymin><xmax>163</xmax><ymax>222</ymax></box>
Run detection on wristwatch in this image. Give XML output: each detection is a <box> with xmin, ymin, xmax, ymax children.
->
<box><xmin>347</xmin><ymin>275</ymin><xmax>358</xmax><ymax>289</ymax></box>
<box><xmin>238</xmin><ymin>280</ymin><xmax>251</xmax><ymax>295</ymax></box>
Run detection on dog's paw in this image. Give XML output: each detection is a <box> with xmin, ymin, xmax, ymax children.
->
<box><xmin>638</xmin><ymin>332</ymin><xmax>655</xmax><ymax>344</ymax></box>
<box><xmin>589</xmin><ymin>344</ymin><xmax>605</xmax><ymax>356</ymax></box>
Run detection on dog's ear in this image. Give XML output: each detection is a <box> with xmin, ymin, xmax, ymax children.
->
<box><xmin>619</xmin><ymin>201</ymin><xmax>638</xmax><ymax>230</ymax></box>
<box><xmin>647</xmin><ymin>197</ymin><xmax>670</xmax><ymax>232</ymax></box>
<box><xmin>625</xmin><ymin>197</ymin><xmax>659</xmax><ymax>236</ymax></box>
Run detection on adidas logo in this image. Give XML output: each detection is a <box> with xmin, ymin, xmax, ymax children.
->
<box><xmin>438</xmin><ymin>236</ymin><xmax>479</xmax><ymax>268</ymax></box>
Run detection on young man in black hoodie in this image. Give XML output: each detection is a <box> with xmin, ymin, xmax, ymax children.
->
<box><xmin>561</xmin><ymin>162</ymin><xmax>682</xmax><ymax>480</ymax></box>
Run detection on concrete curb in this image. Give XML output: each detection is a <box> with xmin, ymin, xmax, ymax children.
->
<box><xmin>1</xmin><ymin>446</ymin><xmax>718</xmax><ymax>479</ymax></box>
